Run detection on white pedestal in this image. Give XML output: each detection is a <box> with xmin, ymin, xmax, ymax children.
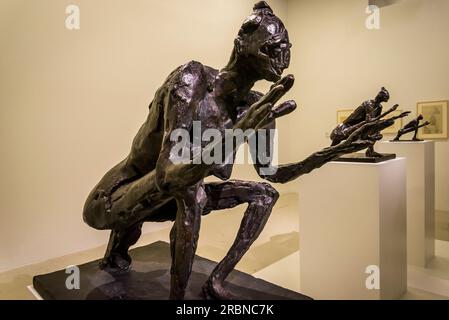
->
<box><xmin>299</xmin><ymin>158</ymin><xmax>407</xmax><ymax>300</ymax></box>
<box><xmin>378</xmin><ymin>141</ymin><xmax>435</xmax><ymax>267</ymax></box>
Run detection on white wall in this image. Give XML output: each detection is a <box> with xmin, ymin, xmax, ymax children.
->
<box><xmin>285</xmin><ymin>0</ymin><xmax>449</xmax><ymax>211</ymax></box>
<box><xmin>0</xmin><ymin>0</ymin><xmax>288</xmax><ymax>272</ymax></box>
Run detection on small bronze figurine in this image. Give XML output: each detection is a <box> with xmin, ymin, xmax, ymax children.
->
<box><xmin>330</xmin><ymin>87</ymin><xmax>408</xmax><ymax>158</ymax></box>
<box><xmin>393</xmin><ymin>114</ymin><xmax>430</xmax><ymax>141</ymax></box>
<box><xmin>83</xmin><ymin>2</ymin><xmax>405</xmax><ymax>300</ymax></box>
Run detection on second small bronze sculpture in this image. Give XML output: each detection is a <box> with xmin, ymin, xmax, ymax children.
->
<box><xmin>393</xmin><ymin>114</ymin><xmax>430</xmax><ymax>141</ymax></box>
<box><xmin>83</xmin><ymin>2</ymin><xmax>404</xmax><ymax>300</ymax></box>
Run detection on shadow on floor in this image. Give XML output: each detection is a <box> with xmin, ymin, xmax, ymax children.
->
<box><xmin>198</xmin><ymin>231</ymin><xmax>299</xmax><ymax>274</ymax></box>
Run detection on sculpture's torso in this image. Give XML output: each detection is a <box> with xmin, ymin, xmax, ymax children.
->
<box><xmin>92</xmin><ymin>61</ymin><xmax>259</xmax><ymax>199</ymax></box>
<box><xmin>343</xmin><ymin>100</ymin><xmax>382</xmax><ymax>127</ymax></box>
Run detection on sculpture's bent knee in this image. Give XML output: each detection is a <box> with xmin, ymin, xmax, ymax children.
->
<box><xmin>83</xmin><ymin>190</ymin><xmax>115</xmax><ymax>230</ymax></box>
<box><xmin>254</xmin><ymin>182</ymin><xmax>279</xmax><ymax>207</ymax></box>
<box><xmin>330</xmin><ymin>124</ymin><xmax>347</xmax><ymax>145</ymax></box>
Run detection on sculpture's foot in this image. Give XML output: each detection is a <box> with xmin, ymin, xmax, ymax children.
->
<box><xmin>366</xmin><ymin>150</ymin><xmax>383</xmax><ymax>158</ymax></box>
<box><xmin>99</xmin><ymin>252</ymin><xmax>132</xmax><ymax>273</ymax></box>
<box><xmin>201</xmin><ymin>279</ymin><xmax>239</xmax><ymax>300</ymax></box>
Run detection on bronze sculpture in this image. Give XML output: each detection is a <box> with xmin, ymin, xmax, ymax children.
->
<box><xmin>330</xmin><ymin>87</ymin><xmax>408</xmax><ymax>158</ymax></box>
<box><xmin>393</xmin><ymin>114</ymin><xmax>430</xmax><ymax>141</ymax></box>
<box><xmin>83</xmin><ymin>2</ymin><xmax>404</xmax><ymax>300</ymax></box>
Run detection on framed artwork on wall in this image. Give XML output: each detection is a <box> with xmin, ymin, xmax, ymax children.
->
<box><xmin>417</xmin><ymin>100</ymin><xmax>448</xmax><ymax>140</ymax></box>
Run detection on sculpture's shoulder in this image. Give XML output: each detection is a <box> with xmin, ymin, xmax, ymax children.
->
<box><xmin>362</xmin><ymin>99</ymin><xmax>377</xmax><ymax>111</ymax></box>
<box><xmin>161</xmin><ymin>61</ymin><xmax>215</xmax><ymax>118</ymax></box>
<box><xmin>343</xmin><ymin>103</ymin><xmax>368</xmax><ymax>125</ymax></box>
<box><xmin>168</xmin><ymin>60</ymin><xmax>209</xmax><ymax>99</ymax></box>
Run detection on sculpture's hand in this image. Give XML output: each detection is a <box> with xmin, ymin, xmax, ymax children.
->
<box><xmin>235</xmin><ymin>74</ymin><xmax>295</xmax><ymax>131</ymax></box>
<box><xmin>260</xmin><ymin>106</ymin><xmax>408</xmax><ymax>184</ymax></box>
<box><xmin>270</xmin><ymin>73</ymin><xmax>295</xmax><ymax>91</ymax></box>
<box><xmin>260</xmin><ymin>100</ymin><xmax>297</xmax><ymax>128</ymax></box>
<box><xmin>400</xmin><ymin>111</ymin><xmax>411</xmax><ymax>118</ymax></box>
<box><xmin>342</xmin><ymin>121</ymin><xmax>381</xmax><ymax>150</ymax></box>
<box><xmin>342</xmin><ymin>108</ymin><xmax>408</xmax><ymax>152</ymax></box>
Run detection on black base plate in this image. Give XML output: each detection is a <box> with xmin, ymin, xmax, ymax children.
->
<box><xmin>333</xmin><ymin>153</ymin><xmax>396</xmax><ymax>163</ymax></box>
<box><xmin>389</xmin><ymin>140</ymin><xmax>423</xmax><ymax>142</ymax></box>
<box><xmin>33</xmin><ymin>241</ymin><xmax>311</xmax><ymax>300</ymax></box>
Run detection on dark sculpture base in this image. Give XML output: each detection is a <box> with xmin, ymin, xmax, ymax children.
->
<box><xmin>33</xmin><ymin>241</ymin><xmax>311</xmax><ymax>300</ymax></box>
<box><xmin>389</xmin><ymin>140</ymin><xmax>423</xmax><ymax>142</ymax></box>
<box><xmin>333</xmin><ymin>153</ymin><xmax>396</xmax><ymax>163</ymax></box>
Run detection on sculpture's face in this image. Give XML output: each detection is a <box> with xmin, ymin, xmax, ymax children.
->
<box><xmin>418</xmin><ymin>114</ymin><xmax>424</xmax><ymax>121</ymax></box>
<box><xmin>376</xmin><ymin>90</ymin><xmax>390</xmax><ymax>103</ymax></box>
<box><xmin>236</xmin><ymin>11</ymin><xmax>291</xmax><ymax>82</ymax></box>
<box><xmin>258</xmin><ymin>28</ymin><xmax>292</xmax><ymax>82</ymax></box>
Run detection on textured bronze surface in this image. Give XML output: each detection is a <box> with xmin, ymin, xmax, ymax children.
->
<box><xmin>82</xmin><ymin>2</ymin><xmax>402</xmax><ymax>300</ymax></box>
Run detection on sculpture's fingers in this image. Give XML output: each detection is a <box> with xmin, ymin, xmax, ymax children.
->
<box><xmin>271</xmin><ymin>100</ymin><xmax>297</xmax><ymax>119</ymax></box>
<box><xmin>257</xmin><ymin>85</ymin><xmax>287</xmax><ymax>108</ymax></box>
<box><xmin>271</xmin><ymin>74</ymin><xmax>295</xmax><ymax>91</ymax></box>
<box><xmin>254</xmin><ymin>104</ymin><xmax>274</xmax><ymax>130</ymax></box>
<box><xmin>379</xmin><ymin>118</ymin><xmax>395</xmax><ymax>130</ymax></box>
<box><xmin>274</xmin><ymin>74</ymin><xmax>295</xmax><ymax>92</ymax></box>
<box><xmin>346</xmin><ymin>122</ymin><xmax>377</xmax><ymax>143</ymax></box>
<box><xmin>400</xmin><ymin>111</ymin><xmax>411</xmax><ymax>117</ymax></box>
<box><xmin>254</xmin><ymin>103</ymin><xmax>273</xmax><ymax>123</ymax></box>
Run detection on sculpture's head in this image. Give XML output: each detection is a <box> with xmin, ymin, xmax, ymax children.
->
<box><xmin>376</xmin><ymin>87</ymin><xmax>390</xmax><ymax>103</ymax></box>
<box><xmin>417</xmin><ymin>114</ymin><xmax>424</xmax><ymax>121</ymax></box>
<box><xmin>233</xmin><ymin>1</ymin><xmax>291</xmax><ymax>82</ymax></box>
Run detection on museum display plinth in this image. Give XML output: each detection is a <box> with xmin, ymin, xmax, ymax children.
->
<box><xmin>298</xmin><ymin>158</ymin><xmax>407</xmax><ymax>300</ymax></box>
<box><xmin>32</xmin><ymin>241</ymin><xmax>311</xmax><ymax>300</ymax></box>
<box><xmin>378</xmin><ymin>141</ymin><xmax>435</xmax><ymax>267</ymax></box>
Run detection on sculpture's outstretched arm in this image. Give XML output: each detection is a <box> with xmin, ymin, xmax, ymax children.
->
<box><xmin>256</xmin><ymin>116</ymin><xmax>407</xmax><ymax>184</ymax></box>
<box><xmin>260</xmin><ymin>139</ymin><xmax>373</xmax><ymax>184</ymax></box>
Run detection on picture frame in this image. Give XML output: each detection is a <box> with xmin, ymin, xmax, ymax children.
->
<box><xmin>417</xmin><ymin>100</ymin><xmax>448</xmax><ymax>140</ymax></box>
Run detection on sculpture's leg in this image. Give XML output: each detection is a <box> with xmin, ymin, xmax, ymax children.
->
<box><xmin>169</xmin><ymin>183</ymin><xmax>207</xmax><ymax>300</ymax></box>
<box><xmin>201</xmin><ymin>180</ymin><xmax>279</xmax><ymax>300</ymax></box>
<box><xmin>393</xmin><ymin>129</ymin><xmax>404</xmax><ymax>141</ymax></box>
<box><xmin>366</xmin><ymin>145</ymin><xmax>382</xmax><ymax>158</ymax></box>
<box><xmin>412</xmin><ymin>127</ymin><xmax>419</xmax><ymax>141</ymax></box>
<box><xmin>99</xmin><ymin>222</ymin><xmax>143</xmax><ymax>272</ymax></box>
<box><xmin>169</xmin><ymin>221</ymin><xmax>177</xmax><ymax>274</ymax></box>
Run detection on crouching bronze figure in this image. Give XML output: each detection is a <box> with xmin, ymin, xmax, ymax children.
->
<box><xmin>83</xmin><ymin>2</ymin><xmax>402</xmax><ymax>300</ymax></box>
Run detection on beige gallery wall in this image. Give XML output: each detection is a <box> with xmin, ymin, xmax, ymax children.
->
<box><xmin>284</xmin><ymin>0</ymin><xmax>449</xmax><ymax>210</ymax></box>
<box><xmin>0</xmin><ymin>0</ymin><xmax>289</xmax><ymax>272</ymax></box>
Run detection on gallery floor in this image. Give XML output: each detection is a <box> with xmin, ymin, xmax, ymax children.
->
<box><xmin>1</xmin><ymin>193</ymin><xmax>449</xmax><ymax>300</ymax></box>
